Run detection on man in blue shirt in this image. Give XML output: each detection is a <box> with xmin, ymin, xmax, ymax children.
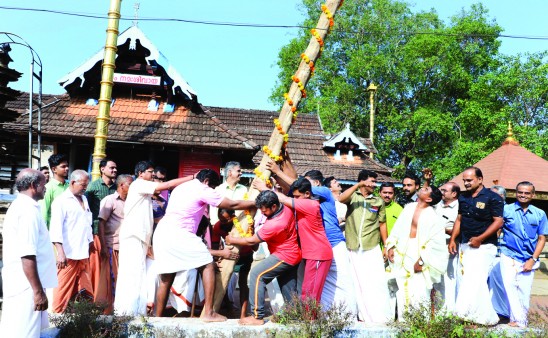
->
<box><xmin>491</xmin><ymin>181</ymin><xmax>547</xmax><ymax>327</ymax></box>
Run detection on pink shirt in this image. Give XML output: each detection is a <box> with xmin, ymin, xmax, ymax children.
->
<box><xmin>159</xmin><ymin>179</ymin><xmax>224</xmax><ymax>234</ymax></box>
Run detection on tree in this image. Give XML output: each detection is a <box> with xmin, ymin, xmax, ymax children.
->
<box><xmin>271</xmin><ymin>0</ymin><xmax>547</xmax><ymax>181</ymax></box>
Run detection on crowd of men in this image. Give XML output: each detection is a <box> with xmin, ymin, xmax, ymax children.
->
<box><xmin>1</xmin><ymin>153</ymin><xmax>546</xmax><ymax>336</ymax></box>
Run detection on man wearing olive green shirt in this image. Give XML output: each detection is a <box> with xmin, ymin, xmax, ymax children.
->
<box><xmin>339</xmin><ymin>170</ymin><xmax>391</xmax><ymax>324</ymax></box>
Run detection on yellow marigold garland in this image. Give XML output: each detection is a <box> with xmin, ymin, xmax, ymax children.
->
<box><xmin>300</xmin><ymin>53</ymin><xmax>315</xmax><ymax>74</ymax></box>
<box><xmin>321</xmin><ymin>4</ymin><xmax>334</xmax><ymax>28</ymax></box>
<box><xmin>292</xmin><ymin>75</ymin><xmax>307</xmax><ymax>98</ymax></box>
<box><xmin>254</xmin><ymin>168</ymin><xmax>273</xmax><ymax>188</ymax></box>
<box><xmin>273</xmin><ymin>118</ymin><xmax>289</xmax><ymax>148</ymax></box>
<box><xmin>232</xmin><ymin>193</ymin><xmax>254</xmax><ymax>238</ymax></box>
<box><xmin>263</xmin><ymin>145</ymin><xmax>283</xmax><ymax>162</ymax></box>
<box><xmin>310</xmin><ymin>29</ymin><xmax>324</xmax><ymax>50</ymax></box>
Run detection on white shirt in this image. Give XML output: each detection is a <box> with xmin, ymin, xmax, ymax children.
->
<box><xmin>49</xmin><ymin>189</ymin><xmax>93</xmax><ymax>259</ymax></box>
<box><xmin>119</xmin><ymin>178</ymin><xmax>158</xmax><ymax>244</ymax></box>
<box><xmin>2</xmin><ymin>194</ymin><xmax>57</xmax><ymax>297</ymax></box>
<box><xmin>435</xmin><ymin>199</ymin><xmax>459</xmax><ymax>239</ymax></box>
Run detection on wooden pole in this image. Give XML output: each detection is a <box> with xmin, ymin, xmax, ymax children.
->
<box><xmin>209</xmin><ymin>0</ymin><xmax>345</xmax><ymax>314</ymax></box>
<box><xmin>91</xmin><ymin>0</ymin><xmax>122</xmax><ymax>180</ymax></box>
<box><xmin>253</xmin><ymin>0</ymin><xmax>343</xmax><ymax>189</ymax></box>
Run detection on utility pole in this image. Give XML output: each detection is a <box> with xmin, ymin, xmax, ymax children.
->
<box><xmin>366</xmin><ymin>82</ymin><xmax>377</xmax><ymax>159</ymax></box>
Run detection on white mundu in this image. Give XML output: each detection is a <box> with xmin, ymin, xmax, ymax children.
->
<box><xmin>433</xmin><ymin>199</ymin><xmax>459</xmax><ymax>312</ymax></box>
<box><xmin>386</xmin><ymin>203</ymin><xmax>448</xmax><ymax>320</ymax></box>
<box><xmin>1</xmin><ymin>194</ymin><xmax>57</xmax><ymax>337</ymax></box>
<box><xmin>455</xmin><ymin>243</ymin><xmax>499</xmax><ymax>325</ymax></box>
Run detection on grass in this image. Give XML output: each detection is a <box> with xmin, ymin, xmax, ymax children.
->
<box><xmin>271</xmin><ymin>294</ymin><xmax>353</xmax><ymax>338</ymax></box>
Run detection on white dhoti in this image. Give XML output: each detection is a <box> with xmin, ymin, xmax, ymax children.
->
<box><xmin>348</xmin><ymin>245</ymin><xmax>392</xmax><ymax>324</ymax></box>
<box><xmin>393</xmin><ymin>238</ymin><xmax>430</xmax><ymax>320</ymax></box>
<box><xmin>490</xmin><ymin>253</ymin><xmax>535</xmax><ymax>327</ymax></box>
<box><xmin>114</xmin><ymin>236</ymin><xmax>148</xmax><ymax>316</ymax></box>
<box><xmin>153</xmin><ymin>223</ymin><xmax>212</xmax><ymax>274</ymax></box>
<box><xmin>433</xmin><ymin>247</ymin><xmax>458</xmax><ymax>312</ymax></box>
<box><xmin>145</xmin><ymin>257</ymin><xmax>158</xmax><ymax>307</ymax></box>
<box><xmin>168</xmin><ymin>269</ymin><xmax>205</xmax><ymax>313</ymax></box>
<box><xmin>489</xmin><ymin>257</ymin><xmax>509</xmax><ymax>317</ymax></box>
<box><xmin>0</xmin><ymin>288</ymin><xmax>49</xmax><ymax>338</ymax></box>
<box><xmin>321</xmin><ymin>241</ymin><xmax>357</xmax><ymax>316</ymax></box>
<box><xmin>455</xmin><ymin>243</ymin><xmax>499</xmax><ymax>325</ymax></box>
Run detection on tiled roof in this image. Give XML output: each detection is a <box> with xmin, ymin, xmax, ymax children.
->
<box><xmin>4</xmin><ymin>96</ymin><xmax>394</xmax><ymax>182</ymax></box>
<box><xmin>451</xmin><ymin>143</ymin><xmax>548</xmax><ymax>192</ymax></box>
<box><xmin>5</xmin><ymin>95</ymin><xmax>257</xmax><ymax>150</ymax></box>
<box><xmin>207</xmin><ymin>106</ymin><xmax>394</xmax><ymax>182</ymax></box>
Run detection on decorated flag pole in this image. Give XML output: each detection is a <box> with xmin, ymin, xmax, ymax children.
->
<box><xmin>210</xmin><ymin>0</ymin><xmax>344</xmax><ymax>313</ymax></box>
<box><xmin>253</xmin><ymin>0</ymin><xmax>342</xmax><ymax>191</ymax></box>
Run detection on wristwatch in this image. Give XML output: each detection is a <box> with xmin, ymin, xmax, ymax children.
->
<box><xmin>418</xmin><ymin>258</ymin><xmax>424</xmax><ymax>266</ymax></box>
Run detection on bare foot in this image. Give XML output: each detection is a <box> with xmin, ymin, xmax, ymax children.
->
<box><xmin>201</xmin><ymin>311</ymin><xmax>227</xmax><ymax>323</ymax></box>
<box><xmin>239</xmin><ymin>315</ymin><xmax>265</xmax><ymax>326</ymax></box>
<box><xmin>508</xmin><ymin>322</ymin><xmax>521</xmax><ymax>327</ymax></box>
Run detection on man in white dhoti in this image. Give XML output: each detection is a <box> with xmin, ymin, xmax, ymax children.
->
<box><xmin>448</xmin><ymin>167</ymin><xmax>504</xmax><ymax>325</ymax></box>
<box><xmin>386</xmin><ymin>186</ymin><xmax>447</xmax><ymax>320</ymax></box>
<box><xmin>0</xmin><ymin>169</ymin><xmax>57</xmax><ymax>338</ymax></box>
<box><xmin>433</xmin><ymin>182</ymin><xmax>460</xmax><ymax>312</ymax></box>
<box><xmin>50</xmin><ymin>170</ymin><xmax>94</xmax><ymax>313</ymax></box>
<box><xmin>153</xmin><ymin>169</ymin><xmax>254</xmax><ymax>322</ymax></box>
<box><xmin>339</xmin><ymin>170</ymin><xmax>392</xmax><ymax>324</ymax></box>
<box><xmin>490</xmin><ymin>181</ymin><xmax>547</xmax><ymax>327</ymax></box>
<box><xmin>114</xmin><ymin>161</ymin><xmax>194</xmax><ymax>316</ymax></box>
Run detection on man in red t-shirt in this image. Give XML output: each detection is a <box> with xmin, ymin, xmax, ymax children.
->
<box><xmin>226</xmin><ymin>190</ymin><xmax>301</xmax><ymax>326</ymax></box>
<box><xmin>255</xmin><ymin>177</ymin><xmax>333</xmax><ymax>304</ymax></box>
<box><xmin>211</xmin><ymin>208</ymin><xmax>255</xmax><ymax>319</ymax></box>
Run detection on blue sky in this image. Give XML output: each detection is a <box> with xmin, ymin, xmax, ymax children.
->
<box><xmin>1</xmin><ymin>0</ymin><xmax>547</xmax><ymax>111</ymax></box>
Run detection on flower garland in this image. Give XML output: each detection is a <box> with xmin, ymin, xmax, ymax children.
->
<box><xmin>283</xmin><ymin>93</ymin><xmax>299</xmax><ymax>123</ymax></box>
<box><xmin>274</xmin><ymin>118</ymin><xmax>290</xmax><ymax>148</ymax></box>
<box><xmin>300</xmin><ymin>53</ymin><xmax>315</xmax><ymax>74</ymax></box>
<box><xmin>291</xmin><ymin>75</ymin><xmax>307</xmax><ymax>98</ymax></box>
<box><xmin>232</xmin><ymin>193</ymin><xmax>254</xmax><ymax>238</ymax></box>
<box><xmin>310</xmin><ymin>29</ymin><xmax>324</xmax><ymax>51</ymax></box>
<box><xmin>254</xmin><ymin>168</ymin><xmax>273</xmax><ymax>188</ymax></box>
<box><xmin>263</xmin><ymin>145</ymin><xmax>283</xmax><ymax>162</ymax></box>
<box><xmin>321</xmin><ymin>4</ymin><xmax>334</xmax><ymax>28</ymax></box>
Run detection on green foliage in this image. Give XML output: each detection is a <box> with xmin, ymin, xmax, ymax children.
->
<box><xmin>394</xmin><ymin>302</ymin><xmax>514</xmax><ymax>338</ymax></box>
<box><xmin>272</xmin><ymin>295</ymin><xmax>353</xmax><ymax>338</ymax></box>
<box><xmin>272</xmin><ymin>0</ymin><xmax>548</xmax><ymax>181</ymax></box>
<box><xmin>49</xmin><ymin>300</ymin><xmax>133</xmax><ymax>338</ymax></box>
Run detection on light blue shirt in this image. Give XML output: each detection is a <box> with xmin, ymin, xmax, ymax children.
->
<box><xmin>500</xmin><ymin>202</ymin><xmax>548</xmax><ymax>263</ymax></box>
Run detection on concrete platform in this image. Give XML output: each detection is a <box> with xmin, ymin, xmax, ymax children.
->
<box><xmin>39</xmin><ymin>317</ymin><xmax>538</xmax><ymax>338</ymax></box>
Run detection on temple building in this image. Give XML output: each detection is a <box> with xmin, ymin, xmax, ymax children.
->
<box><xmin>451</xmin><ymin>123</ymin><xmax>548</xmax><ymax>212</ymax></box>
<box><xmin>1</xmin><ymin>25</ymin><xmax>394</xmax><ymax>189</ymax></box>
